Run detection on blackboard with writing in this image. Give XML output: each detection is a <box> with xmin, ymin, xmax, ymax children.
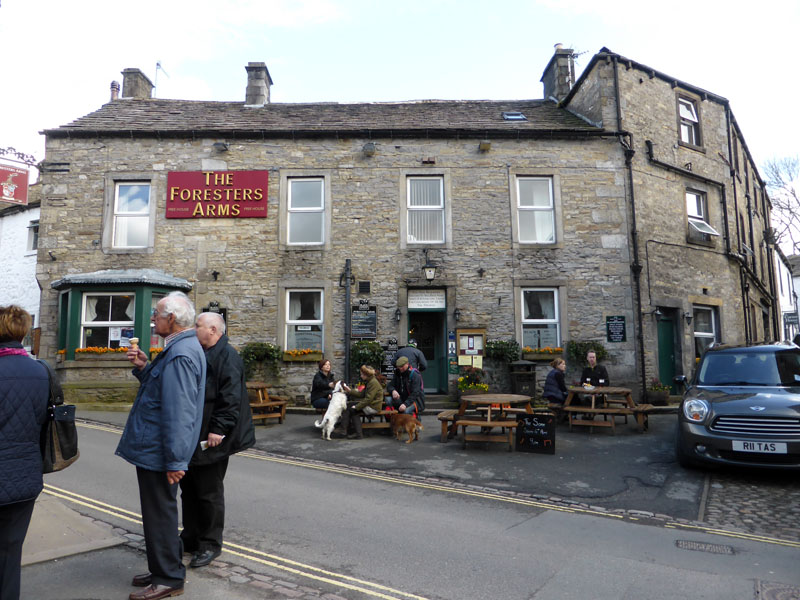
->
<box><xmin>515</xmin><ymin>412</ymin><xmax>556</xmax><ymax>454</ymax></box>
<box><xmin>351</xmin><ymin>306</ymin><xmax>377</xmax><ymax>338</ymax></box>
<box><xmin>606</xmin><ymin>315</ymin><xmax>626</xmax><ymax>343</ymax></box>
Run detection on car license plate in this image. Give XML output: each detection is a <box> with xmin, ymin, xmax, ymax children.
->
<box><xmin>731</xmin><ymin>441</ymin><xmax>787</xmax><ymax>454</ymax></box>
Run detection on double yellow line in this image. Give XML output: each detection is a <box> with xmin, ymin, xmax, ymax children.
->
<box><xmin>42</xmin><ymin>483</ymin><xmax>428</xmax><ymax>600</ymax></box>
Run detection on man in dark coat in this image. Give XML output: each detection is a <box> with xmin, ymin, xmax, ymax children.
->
<box><xmin>180</xmin><ymin>311</ymin><xmax>255</xmax><ymax>569</ymax></box>
<box><xmin>386</xmin><ymin>356</ymin><xmax>425</xmax><ymax>414</ymax></box>
<box><xmin>392</xmin><ymin>339</ymin><xmax>427</xmax><ymax>372</ymax></box>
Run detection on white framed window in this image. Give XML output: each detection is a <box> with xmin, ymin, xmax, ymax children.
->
<box><xmin>521</xmin><ymin>288</ymin><xmax>560</xmax><ymax>348</ymax></box>
<box><xmin>686</xmin><ymin>190</ymin><xmax>719</xmax><ymax>240</ymax></box>
<box><xmin>27</xmin><ymin>219</ymin><xmax>39</xmax><ymax>251</ymax></box>
<box><xmin>693</xmin><ymin>306</ymin><xmax>718</xmax><ymax>358</ymax></box>
<box><xmin>112</xmin><ymin>183</ymin><xmax>151</xmax><ymax>248</ymax></box>
<box><xmin>407</xmin><ymin>176</ymin><xmax>444</xmax><ymax>243</ymax></box>
<box><xmin>517</xmin><ymin>177</ymin><xmax>555</xmax><ymax>243</ymax></box>
<box><xmin>678</xmin><ymin>97</ymin><xmax>701</xmax><ymax>146</ymax></box>
<box><xmin>288</xmin><ymin>178</ymin><xmax>325</xmax><ymax>245</ymax></box>
<box><xmin>80</xmin><ymin>292</ymin><xmax>135</xmax><ymax>349</ymax></box>
<box><xmin>285</xmin><ymin>289</ymin><xmax>324</xmax><ymax>351</ymax></box>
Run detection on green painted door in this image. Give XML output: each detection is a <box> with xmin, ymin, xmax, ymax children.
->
<box><xmin>657</xmin><ymin>317</ymin><xmax>677</xmax><ymax>394</ymax></box>
<box><xmin>408</xmin><ymin>311</ymin><xmax>445</xmax><ymax>393</ymax></box>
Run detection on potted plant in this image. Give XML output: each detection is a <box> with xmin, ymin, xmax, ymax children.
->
<box><xmin>484</xmin><ymin>339</ymin><xmax>521</xmax><ymax>363</ymax></box>
<box><xmin>74</xmin><ymin>346</ymin><xmax>129</xmax><ymax>360</ymax></box>
<box><xmin>282</xmin><ymin>348</ymin><xmax>323</xmax><ymax>362</ymax></box>
<box><xmin>458</xmin><ymin>366</ymin><xmax>489</xmax><ymax>396</ymax></box>
<box><xmin>350</xmin><ymin>340</ymin><xmax>385</xmax><ymax>380</ymax></box>
<box><xmin>647</xmin><ymin>377</ymin><xmax>671</xmax><ymax>406</ymax></box>
<box><xmin>240</xmin><ymin>342</ymin><xmax>282</xmax><ymax>379</ymax></box>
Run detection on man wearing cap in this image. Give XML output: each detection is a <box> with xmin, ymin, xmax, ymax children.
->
<box><xmin>392</xmin><ymin>339</ymin><xmax>427</xmax><ymax>372</ymax></box>
<box><xmin>386</xmin><ymin>355</ymin><xmax>425</xmax><ymax>415</ymax></box>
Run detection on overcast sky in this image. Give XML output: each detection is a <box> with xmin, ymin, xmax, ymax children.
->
<box><xmin>2</xmin><ymin>0</ymin><xmax>798</xmax><ymax>183</ymax></box>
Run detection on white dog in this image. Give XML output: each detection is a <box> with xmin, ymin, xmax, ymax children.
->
<box><xmin>314</xmin><ymin>381</ymin><xmax>348</xmax><ymax>440</ymax></box>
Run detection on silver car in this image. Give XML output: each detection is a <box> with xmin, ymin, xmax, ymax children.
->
<box><xmin>674</xmin><ymin>343</ymin><xmax>800</xmax><ymax>470</ymax></box>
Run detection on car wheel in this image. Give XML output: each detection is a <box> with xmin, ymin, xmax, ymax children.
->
<box><xmin>674</xmin><ymin>423</ymin><xmax>699</xmax><ymax>469</ymax></box>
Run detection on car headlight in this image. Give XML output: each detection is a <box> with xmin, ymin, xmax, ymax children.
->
<box><xmin>683</xmin><ymin>398</ymin><xmax>709</xmax><ymax>423</ymax></box>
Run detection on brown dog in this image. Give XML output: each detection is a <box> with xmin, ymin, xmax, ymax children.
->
<box><xmin>390</xmin><ymin>413</ymin><xmax>423</xmax><ymax>444</ymax></box>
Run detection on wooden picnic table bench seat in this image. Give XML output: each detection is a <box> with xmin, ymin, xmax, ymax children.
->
<box><xmin>360</xmin><ymin>409</ymin><xmax>394</xmax><ymax>430</ymax></box>
<box><xmin>437</xmin><ymin>409</ymin><xmax>459</xmax><ymax>442</ymax></box>
<box><xmin>246</xmin><ymin>381</ymin><xmax>288</xmax><ymax>425</ymax></box>
<box><xmin>457</xmin><ymin>418</ymin><xmax>519</xmax><ymax>451</ymax></box>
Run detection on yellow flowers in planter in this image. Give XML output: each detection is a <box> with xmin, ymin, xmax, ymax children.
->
<box><xmin>75</xmin><ymin>346</ymin><xmax>128</xmax><ymax>354</ymax></box>
<box><xmin>285</xmin><ymin>348</ymin><xmax>316</xmax><ymax>357</ymax></box>
<box><xmin>522</xmin><ymin>346</ymin><xmax>563</xmax><ymax>354</ymax></box>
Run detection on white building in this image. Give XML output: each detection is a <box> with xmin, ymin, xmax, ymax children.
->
<box><xmin>0</xmin><ymin>191</ymin><xmax>41</xmax><ymax>350</ymax></box>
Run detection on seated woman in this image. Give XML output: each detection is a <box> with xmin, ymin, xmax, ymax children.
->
<box><xmin>340</xmin><ymin>365</ymin><xmax>385</xmax><ymax>439</ymax></box>
<box><xmin>310</xmin><ymin>358</ymin><xmax>335</xmax><ymax>410</ymax></box>
<box><xmin>542</xmin><ymin>357</ymin><xmax>568</xmax><ymax>406</ymax></box>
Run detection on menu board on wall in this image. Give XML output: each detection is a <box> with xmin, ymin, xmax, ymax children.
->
<box><xmin>351</xmin><ymin>305</ymin><xmax>377</xmax><ymax>338</ymax></box>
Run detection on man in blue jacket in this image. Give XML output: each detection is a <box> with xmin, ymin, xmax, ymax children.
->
<box><xmin>117</xmin><ymin>291</ymin><xmax>206</xmax><ymax>600</ymax></box>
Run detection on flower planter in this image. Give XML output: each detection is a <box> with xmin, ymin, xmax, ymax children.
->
<box><xmin>75</xmin><ymin>352</ymin><xmax>129</xmax><ymax>361</ymax></box>
<box><xmin>523</xmin><ymin>353</ymin><xmax>563</xmax><ymax>361</ymax></box>
<box><xmin>647</xmin><ymin>390</ymin><xmax>670</xmax><ymax>406</ymax></box>
<box><xmin>283</xmin><ymin>351</ymin><xmax>323</xmax><ymax>363</ymax></box>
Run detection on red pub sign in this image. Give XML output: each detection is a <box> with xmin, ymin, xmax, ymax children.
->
<box><xmin>166</xmin><ymin>170</ymin><xmax>268</xmax><ymax>218</ymax></box>
<box><xmin>0</xmin><ymin>165</ymin><xmax>29</xmax><ymax>206</ymax></box>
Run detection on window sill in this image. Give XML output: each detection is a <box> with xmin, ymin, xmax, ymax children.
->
<box><xmin>686</xmin><ymin>235</ymin><xmax>716</xmax><ymax>248</ymax></box>
<box><xmin>283</xmin><ymin>351</ymin><xmax>323</xmax><ymax>362</ymax></box>
<box><xmin>677</xmin><ymin>141</ymin><xmax>706</xmax><ymax>154</ymax></box>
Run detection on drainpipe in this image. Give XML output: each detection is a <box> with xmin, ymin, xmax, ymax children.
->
<box><xmin>342</xmin><ymin>259</ymin><xmax>352</xmax><ymax>379</ymax></box>
<box><xmin>612</xmin><ymin>55</ymin><xmax>648</xmax><ymax>398</ymax></box>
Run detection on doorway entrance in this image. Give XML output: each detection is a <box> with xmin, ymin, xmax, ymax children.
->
<box><xmin>408</xmin><ymin>310</ymin><xmax>445</xmax><ymax>393</ymax></box>
<box><xmin>657</xmin><ymin>314</ymin><xmax>678</xmax><ymax>394</ymax></box>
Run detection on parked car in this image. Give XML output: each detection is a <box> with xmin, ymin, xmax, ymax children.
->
<box><xmin>674</xmin><ymin>342</ymin><xmax>800</xmax><ymax>470</ymax></box>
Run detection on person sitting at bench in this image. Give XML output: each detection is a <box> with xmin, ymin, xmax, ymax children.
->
<box><xmin>340</xmin><ymin>365</ymin><xmax>385</xmax><ymax>439</ymax></box>
<box><xmin>543</xmin><ymin>357</ymin><xmax>568</xmax><ymax>406</ymax></box>
<box><xmin>386</xmin><ymin>356</ymin><xmax>425</xmax><ymax>415</ymax></box>
<box><xmin>579</xmin><ymin>349</ymin><xmax>610</xmax><ymax>418</ymax></box>
<box><xmin>310</xmin><ymin>358</ymin><xmax>336</xmax><ymax>410</ymax></box>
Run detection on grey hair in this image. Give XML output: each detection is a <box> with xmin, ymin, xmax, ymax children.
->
<box><xmin>160</xmin><ymin>291</ymin><xmax>196</xmax><ymax>327</ymax></box>
<box><xmin>198</xmin><ymin>311</ymin><xmax>226</xmax><ymax>334</ymax></box>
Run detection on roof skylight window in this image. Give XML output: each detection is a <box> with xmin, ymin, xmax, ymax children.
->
<box><xmin>502</xmin><ymin>111</ymin><xmax>527</xmax><ymax>121</ymax></box>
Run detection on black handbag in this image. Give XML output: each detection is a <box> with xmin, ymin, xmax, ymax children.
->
<box><xmin>38</xmin><ymin>359</ymin><xmax>80</xmax><ymax>473</ymax></box>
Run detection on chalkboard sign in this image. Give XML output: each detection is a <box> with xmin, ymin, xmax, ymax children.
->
<box><xmin>351</xmin><ymin>305</ymin><xmax>377</xmax><ymax>338</ymax></box>
<box><xmin>606</xmin><ymin>315</ymin><xmax>626</xmax><ymax>343</ymax></box>
<box><xmin>381</xmin><ymin>338</ymin><xmax>399</xmax><ymax>379</ymax></box>
<box><xmin>515</xmin><ymin>412</ymin><xmax>556</xmax><ymax>454</ymax></box>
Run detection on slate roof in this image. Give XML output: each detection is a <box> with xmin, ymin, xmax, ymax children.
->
<box><xmin>43</xmin><ymin>98</ymin><xmax>603</xmax><ymax>140</ymax></box>
<box><xmin>50</xmin><ymin>269</ymin><xmax>192</xmax><ymax>290</ymax></box>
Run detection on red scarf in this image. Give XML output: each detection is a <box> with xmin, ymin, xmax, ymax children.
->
<box><xmin>0</xmin><ymin>347</ymin><xmax>30</xmax><ymax>358</ymax></box>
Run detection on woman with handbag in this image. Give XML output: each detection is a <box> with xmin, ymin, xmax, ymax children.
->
<box><xmin>0</xmin><ymin>305</ymin><xmax>49</xmax><ymax>600</ymax></box>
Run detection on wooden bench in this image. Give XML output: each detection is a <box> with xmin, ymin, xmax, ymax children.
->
<box><xmin>246</xmin><ymin>381</ymin><xmax>288</xmax><ymax>425</ymax></box>
<box><xmin>457</xmin><ymin>419</ymin><xmax>519</xmax><ymax>451</ymax></box>
<box><xmin>360</xmin><ymin>409</ymin><xmax>393</xmax><ymax>431</ymax></box>
<box><xmin>562</xmin><ymin>406</ymin><xmax>632</xmax><ymax>434</ymax></box>
<box><xmin>437</xmin><ymin>409</ymin><xmax>459</xmax><ymax>442</ymax></box>
<box><xmin>630</xmin><ymin>403</ymin><xmax>654</xmax><ymax>431</ymax></box>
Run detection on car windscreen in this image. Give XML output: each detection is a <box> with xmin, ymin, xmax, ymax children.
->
<box><xmin>697</xmin><ymin>350</ymin><xmax>800</xmax><ymax>386</ymax></box>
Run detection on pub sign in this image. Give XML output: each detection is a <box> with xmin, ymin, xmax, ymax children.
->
<box><xmin>166</xmin><ymin>170</ymin><xmax>268</xmax><ymax>218</ymax></box>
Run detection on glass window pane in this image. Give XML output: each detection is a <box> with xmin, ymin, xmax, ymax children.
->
<box><xmin>518</xmin><ymin>179</ymin><xmax>552</xmax><ymax>207</ymax></box>
<box><xmin>286</xmin><ymin>325</ymin><xmax>323</xmax><ymax>351</ymax></box>
<box><xmin>519</xmin><ymin>210</ymin><xmax>554</xmax><ymax>243</ymax></box>
<box><xmin>522</xmin><ymin>323</ymin><xmax>559</xmax><ymax>348</ymax></box>
<box><xmin>408</xmin><ymin>209</ymin><xmax>444</xmax><ymax>243</ymax></box>
<box><xmin>679</xmin><ymin>100</ymin><xmax>697</xmax><ymax>122</ymax></box>
<box><xmin>409</xmin><ymin>179</ymin><xmax>442</xmax><ymax>207</ymax></box>
<box><xmin>114</xmin><ymin>216</ymin><xmax>149</xmax><ymax>247</ymax></box>
<box><xmin>288</xmin><ymin>291</ymin><xmax>321</xmax><ymax>321</ymax></box>
<box><xmin>290</xmin><ymin>180</ymin><xmax>323</xmax><ymax>209</ymax></box>
<box><xmin>117</xmin><ymin>184</ymin><xmax>150</xmax><ymax>213</ymax></box>
<box><xmin>289</xmin><ymin>212</ymin><xmax>324</xmax><ymax>243</ymax></box>
<box><xmin>686</xmin><ymin>193</ymin><xmax>703</xmax><ymax>218</ymax></box>
<box><xmin>111</xmin><ymin>295</ymin><xmax>134</xmax><ymax>321</ymax></box>
<box><xmin>523</xmin><ymin>290</ymin><xmax>556</xmax><ymax>320</ymax></box>
<box><xmin>694</xmin><ymin>309</ymin><xmax>713</xmax><ymax>334</ymax></box>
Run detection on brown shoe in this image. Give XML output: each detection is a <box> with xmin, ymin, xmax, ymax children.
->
<box><xmin>131</xmin><ymin>573</ymin><xmax>152</xmax><ymax>587</ymax></box>
<box><xmin>128</xmin><ymin>584</ymin><xmax>184</xmax><ymax>600</ymax></box>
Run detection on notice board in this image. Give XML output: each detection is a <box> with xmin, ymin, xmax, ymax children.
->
<box><xmin>515</xmin><ymin>412</ymin><xmax>556</xmax><ymax>454</ymax></box>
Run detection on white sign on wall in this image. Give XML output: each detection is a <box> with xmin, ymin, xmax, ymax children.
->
<box><xmin>408</xmin><ymin>289</ymin><xmax>446</xmax><ymax>309</ymax></box>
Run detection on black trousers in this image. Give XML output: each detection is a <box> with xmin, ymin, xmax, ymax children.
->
<box><xmin>136</xmin><ymin>468</ymin><xmax>184</xmax><ymax>588</ymax></box>
<box><xmin>179</xmin><ymin>458</ymin><xmax>229</xmax><ymax>553</ymax></box>
<box><xmin>0</xmin><ymin>498</ymin><xmax>36</xmax><ymax>600</ymax></box>
<box><xmin>339</xmin><ymin>407</ymin><xmax>363</xmax><ymax>437</ymax></box>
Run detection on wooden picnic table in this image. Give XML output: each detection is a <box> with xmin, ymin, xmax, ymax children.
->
<box><xmin>446</xmin><ymin>393</ymin><xmax>534</xmax><ymax>451</ymax></box>
<box><xmin>563</xmin><ymin>386</ymin><xmax>648</xmax><ymax>433</ymax></box>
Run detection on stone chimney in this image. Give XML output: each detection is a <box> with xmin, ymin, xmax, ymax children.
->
<box><xmin>121</xmin><ymin>68</ymin><xmax>154</xmax><ymax>99</ymax></box>
<box><xmin>110</xmin><ymin>80</ymin><xmax>120</xmax><ymax>101</ymax></box>
<box><xmin>245</xmin><ymin>62</ymin><xmax>273</xmax><ymax>107</ymax></box>
<box><xmin>540</xmin><ymin>43</ymin><xmax>575</xmax><ymax>103</ymax></box>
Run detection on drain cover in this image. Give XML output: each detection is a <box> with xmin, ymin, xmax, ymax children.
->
<box><xmin>675</xmin><ymin>539</ymin><xmax>735</xmax><ymax>554</ymax></box>
<box><xmin>756</xmin><ymin>580</ymin><xmax>800</xmax><ymax>600</ymax></box>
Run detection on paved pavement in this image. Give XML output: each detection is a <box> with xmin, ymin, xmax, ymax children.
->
<box><xmin>20</xmin><ymin>407</ymin><xmax>800</xmax><ymax>599</ymax></box>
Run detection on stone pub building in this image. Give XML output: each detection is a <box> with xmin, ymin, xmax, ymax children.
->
<box><xmin>35</xmin><ymin>46</ymin><xmax>778</xmax><ymax>402</ymax></box>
